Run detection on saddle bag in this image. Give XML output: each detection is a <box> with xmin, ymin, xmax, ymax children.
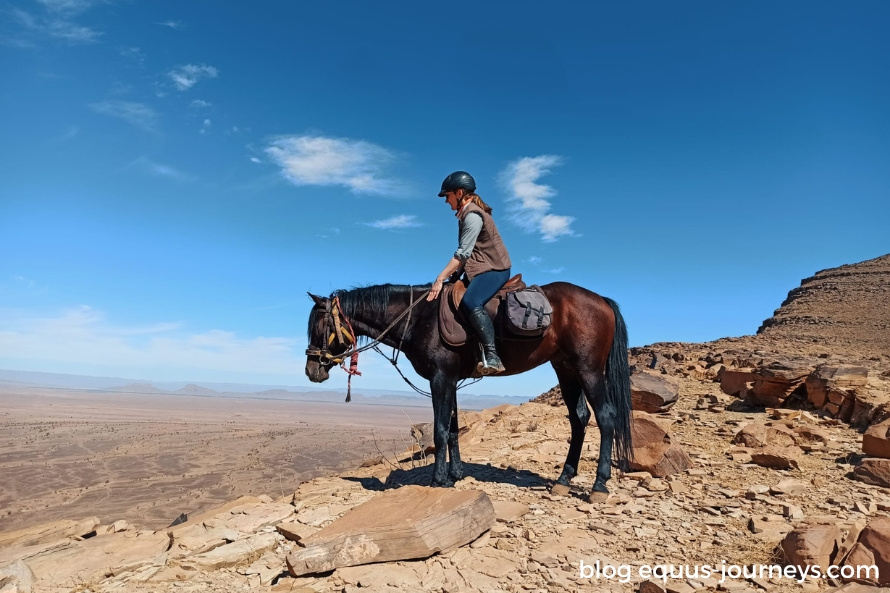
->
<box><xmin>504</xmin><ymin>286</ymin><xmax>552</xmax><ymax>336</ymax></box>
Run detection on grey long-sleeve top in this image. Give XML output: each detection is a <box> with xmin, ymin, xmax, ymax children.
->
<box><xmin>454</xmin><ymin>212</ymin><xmax>483</xmax><ymax>261</ymax></box>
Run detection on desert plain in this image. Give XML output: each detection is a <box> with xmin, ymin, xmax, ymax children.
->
<box><xmin>0</xmin><ymin>386</ymin><xmax>431</xmax><ymax>533</ymax></box>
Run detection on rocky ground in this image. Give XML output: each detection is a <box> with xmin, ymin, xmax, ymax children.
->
<box><xmin>3</xmin><ymin>374</ymin><xmax>889</xmax><ymax>593</ymax></box>
<box><xmin>2</xmin><ymin>254</ymin><xmax>889</xmax><ymax>593</ymax></box>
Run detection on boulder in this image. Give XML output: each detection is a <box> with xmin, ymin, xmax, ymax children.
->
<box><xmin>286</xmin><ymin>486</ymin><xmax>495</xmax><ymax>576</ymax></box>
<box><xmin>0</xmin><ymin>517</ymin><xmax>100</xmax><ymax>548</ymax></box>
<box><xmin>853</xmin><ymin>458</ymin><xmax>890</xmax><ymax>488</ymax></box>
<box><xmin>844</xmin><ymin>516</ymin><xmax>890</xmax><ymax>586</ymax></box>
<box><xmin>177</xmin><ymin>532</ymin><xmax>281</xmax><ymax>572</ymax></box>
<box><xmin>749</xmin><ymin>358</ymin><xmax>815</xmax><ymax>407</ymax></box>
<box><xmin>806</xmin><ymin>365</ymin><xmax>868</xmax><ymax>408</ymax></box>
<box><xmin>780</xmin><ymin>522</ymin><xmax>841</xmax><ymax>568</ymax></box>
<box><xmin>630</xmin><ymin>370</ymin><xmax>680</xmax><ymax>413</ymax></box>
<box><xmin>410</xmin><ymin>423</ymin><xmax>436</xmax><ymax>454</ymax></box>
<box><xmin>863</xmin><ymin>420</ymin><xmax>890</xmax><ymax>459</ymax></box>
<box><xmin>627</xmin><ymin>412</ymin><xmax>691</xmax><ymax>477</ymax></box>
<box><xmin>0</xmin><ymin>560</ymin><xmax>34</xmax><ymax>593</ymax></box>
<box><xmin>732</xmin><ymin>423</ymin><xmax>797</xmax><ymax>448</ymax></box>
<box><xmin>0</xmin><ymin>529</ymin><xmax>171</xmax><ymax>589</ymax></box>
<box><xmin>794</xmin><ymin>425</ymin><xmax>832</xmax><ymax>445</ymax></box>
<box><xmin>720</xmin><ymin>369</ymin><xmax>758</xmax><ymax>397</ymax></box>
<box><xmin>750</xmin><ymin>445</ymin><xmax>802</xmax><ymax>470</ymax></box>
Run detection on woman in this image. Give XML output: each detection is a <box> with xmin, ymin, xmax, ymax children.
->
<box><xmin>427</xmin><ymin>171</ymin><xmax>512</xmax><ymax>375</ymax></box>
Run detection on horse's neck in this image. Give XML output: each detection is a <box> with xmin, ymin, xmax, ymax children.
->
<box><xmin>348</xmin><ymin>292</ymin><xmax>411</xmax><ymax>346</ymax></box>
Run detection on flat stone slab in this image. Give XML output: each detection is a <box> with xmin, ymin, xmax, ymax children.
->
<box><xmin>286</xmin><ymin>486</ymin><xmax>495</xmax><ymax>576</ymax></box>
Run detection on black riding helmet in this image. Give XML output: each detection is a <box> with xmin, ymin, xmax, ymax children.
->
<box><xmin>438</xmin><ymin>171</ymin><xmax>476</xmax><ymax>197</ymax></box>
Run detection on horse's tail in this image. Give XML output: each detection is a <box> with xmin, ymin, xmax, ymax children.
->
<box><xmin>602</xmin><ymin>297</ymin><xmax>633</xmax><ymax>465</ymax></box>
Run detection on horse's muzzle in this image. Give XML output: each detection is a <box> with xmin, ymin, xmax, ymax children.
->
<box><xmin>305</xmin><ymin>359</ymin><xmax>330</xmax><ymax>383</ymax></box>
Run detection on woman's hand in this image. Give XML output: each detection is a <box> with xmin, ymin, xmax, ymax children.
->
<box><xmin>427</xmin><ymin>278</ymin><xmax>444</xmax><ymax>301</ymax></box>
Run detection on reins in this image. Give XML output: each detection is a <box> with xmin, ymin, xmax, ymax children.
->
<box><xmin>307</xmin><ymin>285</ymin><xmax>482</xmax><ymax>400</ymax></box>
<box><xmin>307</xmin><ymin>287</ymin><xmax>431</xmax><ymax>401</ymax></box>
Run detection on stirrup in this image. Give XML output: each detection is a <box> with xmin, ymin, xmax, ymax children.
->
<box><xmin>477</xmin><ymin>346</ymin><xmax>505</xmax><ymax>376</ymax></box>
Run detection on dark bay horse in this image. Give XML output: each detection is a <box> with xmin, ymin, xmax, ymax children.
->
<box><xmin>305</xmin><ymin>282</ymin><xmax>632</xmax><ymax>501</ymax></box>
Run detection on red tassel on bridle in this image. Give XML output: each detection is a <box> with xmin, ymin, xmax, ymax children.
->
<box><xmin>333</xmin><ymin>296</ymin><xmax>361</xmax><ymax>402</ymax></box>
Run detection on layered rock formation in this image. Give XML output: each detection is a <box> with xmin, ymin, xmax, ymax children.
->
<box><xmin>758</xmin><ymin>254</ymin><xmax>890</xmax><ymax>357</ymax></box>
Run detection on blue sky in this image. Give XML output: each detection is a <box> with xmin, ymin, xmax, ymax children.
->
<box><xmin>1</xmin><ymin>1</ymin><xmax>887</xmax><ymax>398</ymax></box>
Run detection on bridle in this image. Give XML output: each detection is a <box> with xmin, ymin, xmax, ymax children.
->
<box><xmin>305</xmin><ymin>296</ymin><xmax>356</xmax><ymax>366</ymax></box>
<box><xmin>306</xmin><ymin>288</ymin><xmax>431</xmax><ymax>401</ymax></box>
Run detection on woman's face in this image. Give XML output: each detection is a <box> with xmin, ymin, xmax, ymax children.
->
<box><xmin>444</xmin><ymin>189</ymin><xmax>462</xmax><ymax>211</ymax></box>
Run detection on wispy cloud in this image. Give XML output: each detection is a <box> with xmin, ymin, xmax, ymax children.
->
<box><xmin>119</xmin><ymin>46</ymin><xmax>144</xmax><ymax>64</ymax></box>
<box><xmin>364</xmin><ymin>215</ymin><xmax>422</xmax><ymax>230</ymax></box>
<box><xmin>499</xmin><ymin>155</ymin><xmax>576</xmax><ymax>242</ymax></box>
<box><xmin>35</xmin><ymin>0</ymin><xmax>106</xmax><ymax>15</ymax></box>
<box><xmin>265</xmin><ymin>135</ymin><xmax>398</xmax><ymax>195</ymax></box>
<box><xmin>525</xmin><ymin>256</ymin><xmax>565</xmax><ymax>275</ymax></box>
<box><xmin>168</xmin><ymin>64</ymin><xmax>218</xmax><ymax>91</ymax></box>
<box><xmin>0</xmin><ymin>306</ymin><xmax>302</xmax><ymax>379</ymax></box>
<box><xmin>315</xmin><ymin>227</ymin><xmax>341</xmax><ymax>239</ymax></box>
<box><xmin>156</xmin><ymin>20</ymin><xmax>183</xmax><ymax>30</ymax></box>
<box><xmin>190</xmin><ymin>99</ymin><xmax>211</xmax><ymax>108</ymax></box>
<box><xmin>7</xmin><ymin>1</ymin><xmax>104</xmax><ymax>45</ymax></box>
<box><xmin>90</xmin><ymin>100</ymin><xmax>158</xmax><ymax>132</ymax></box>
<box><xmin>127</xmin><ymin>156</ymin><xmax>194</xmax><ymax>181</ymax></box>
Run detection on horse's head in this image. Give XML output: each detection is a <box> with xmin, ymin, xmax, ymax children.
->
<box><xmin>305</xmin><ymin>292</ymin><xmax>353</xmax><ymax>383</ymax></box>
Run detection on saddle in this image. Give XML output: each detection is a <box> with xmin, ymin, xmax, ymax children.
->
<box><xmin>438</xmin><ymin>273</ymin><xmax>526</xmax><ymax>347</ymax></box>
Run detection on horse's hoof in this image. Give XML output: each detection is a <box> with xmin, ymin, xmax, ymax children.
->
<box><xmin>431</xmin><ymin>478</ymin><xmax>455</xmax><ymax>488</ymax></box>
<box><xmin>588</xmin><ymin>490</ymin><xmax>610</xmax><ymax>503</ymax></box>
<box><xmin>550</xmin><ymin>483</ymin><xmax>570</xmax><ymax>497</ymax></box>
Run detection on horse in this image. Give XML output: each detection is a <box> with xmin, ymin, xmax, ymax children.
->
<box><xmin>304</xmin><ymin>281</ymin><xmax>632</xmax><ymax>501</ymax></box>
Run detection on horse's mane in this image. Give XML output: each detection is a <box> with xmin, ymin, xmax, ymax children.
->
<box><xmin>307</xmin><ymin>283</ymin><xmax>431</xmax><ymax>341</ymax></box>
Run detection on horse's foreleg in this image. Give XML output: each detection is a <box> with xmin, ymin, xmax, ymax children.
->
<box><xmin>447</xmin><ymin>392</ymin><xmax>463</xmax><ymax>482</ymax></box>
<box><xmin>582</xmin><ymin>371</ymin><xmax>615</xmax><ymax>501</ymax></box>
<box><xmin>551</xmin><ymin>368</ymin><xmax>587</xmax><ymax>496</ymax></box>
<box><xmin>430</xmin><ymin>373</ymin><xmax>457</xmax><ymax>487</ymax></box>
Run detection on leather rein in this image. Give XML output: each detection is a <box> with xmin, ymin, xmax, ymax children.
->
<box><xmin>305</xmin><ymin>287</ymin><xmax>431</xmax><ymax>401</ymax></box>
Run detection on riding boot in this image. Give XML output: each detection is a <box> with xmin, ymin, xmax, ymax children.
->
<box><xmin>467</xmin><ymin>307</ymin><xmax>506</xmax><ymax>375</ymax></box>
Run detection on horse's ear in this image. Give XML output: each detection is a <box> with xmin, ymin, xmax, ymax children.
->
<box><xmin>307</xmin><ymin>292</ymin><xmax>326</xmax><ymax>306</ymax></box>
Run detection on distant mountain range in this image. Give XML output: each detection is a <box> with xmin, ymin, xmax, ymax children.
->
<box><xmin>0</xmin><ymin>369</ymin><xmax>531</xmax><ymax>410</ymax></box>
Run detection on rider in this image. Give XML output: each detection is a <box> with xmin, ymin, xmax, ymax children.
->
<box><xmin>427</xmin><ymin>171</ymin><xmax>512</xmax><ymax>375</ymax></box>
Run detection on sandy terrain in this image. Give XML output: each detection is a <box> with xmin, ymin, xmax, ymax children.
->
<box><xmin>0</xmin><ymin>386</ymin><xmax>432</xmax><ymax>532</ymax></box>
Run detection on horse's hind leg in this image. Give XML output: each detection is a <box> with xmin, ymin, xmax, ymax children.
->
<box><xmin>551</xmin><ymin>365</ymin><xmax>590</xmax><ymax>496</ymax></box>
<box><xmin>581</xmin><ymin>369</ymin><xmax>615</xmax><ymax>501</ymax></box>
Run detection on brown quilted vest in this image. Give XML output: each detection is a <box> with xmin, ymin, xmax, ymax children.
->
<box><xmin>459</xmin><ymin>203</ymin><xmax>512</xmax><ymax>279</ymax></box>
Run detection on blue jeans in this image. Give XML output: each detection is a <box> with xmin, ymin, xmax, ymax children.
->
<box><xmin>460</xmin><ymin>268</ymin><xmax>511</xmax><ymax>312</ymax></box>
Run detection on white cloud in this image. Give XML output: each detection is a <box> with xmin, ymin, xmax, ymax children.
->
<box><xmin>249</xmin><ymin>157</ymin><xmax>261</xmax><ymax>163</ymax></box>
<box><xmin>525</xmin><ymin>256</ymin><xmax>565</xmax><ymax>275</ymax></box>
<box><xmin>539</xmin><ymin>214</ymin><xmax>575</xmax><ymax>242</ymax></box>
<box><xmin>156</xmin><ymin>20</ymin><xmax>183</xmax><ymax>30</ymax></box>
<box><xmin>265</xmin><ymin>135</ymin><xmax>398</xmax><ymax>195</ymax></box>
<box><xmin>0</xmin><ymin>306</ymin><xmax>303</xmax><ymax>379</ymax></box>
<box><xmin>190</xmin><ymin>99</ymin><xmax>211</xmax><ymax>108</ymax></box>
<box><xmin>364</xmin><ymin>215</ymin><xmax>421</xmax><ymax>230</ymax></box>
<box><xmin>8</xmin><ymin>5</ymin><xmax>102</xmax><ymax>44</ymax></box>
<box><xmin>119</xmin><ymin>46</ymin><xmax>144</xmax><ymax>63</ymax></box>
<box><xmin>127</xmin><ymin>156</ymin><xmax>193</xmax><ymax>181</ymax></box>
<box><xmin>35</xmin><ymin>0</ymin><xmax>105</xmax><ymax>15</ymax></box>
<box><xmin>90</xmin><ymin>100</ymin><xmax>158</xmax><ymax>132</ymax></box>
<box><xmin>499</xmin><ymin>155</ymin><xmax>576</xmax><ymax>242</ymax></box>
<box><xmin>168</xmin><ymin>64</ymin><xmax>218</xmax><ymax>91</ymax></box>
